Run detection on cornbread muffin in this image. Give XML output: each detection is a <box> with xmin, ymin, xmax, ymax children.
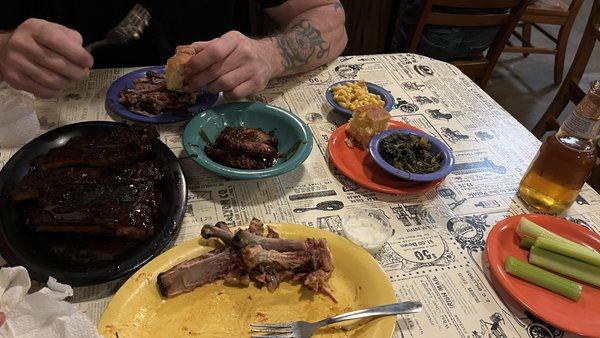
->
<box><xmin>345</xmin><ymin>104</ymin><xmax>391</xmax><ymax>149</ymax></box>
<box><xmin>165</xmin><ymin>45</ymin><xmax>196</xmax><ymax>91</ymax></box>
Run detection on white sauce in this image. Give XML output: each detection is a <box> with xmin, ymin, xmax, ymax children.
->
<box><xmin>343</xmin><ymin>218</ymin><xmax>389</xmax><ymax>252</ymax></box>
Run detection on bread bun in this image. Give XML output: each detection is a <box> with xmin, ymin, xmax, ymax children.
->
<box><xmin>165</xmin><ymin>45</ymin><xmax>195</xmax><ymax>91</ymax></box>
<box><xmin>345</xmin><ymin>104</ymin><xmax>391</xmax><ymax>149</ymax></box>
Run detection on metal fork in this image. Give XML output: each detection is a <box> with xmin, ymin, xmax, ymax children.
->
<box><xmin>85</xmin><ymin>3</ymin><xmax>151</xmax><ymax>52</ymax></box>
<box><xmin>250</xmin><ymin>301</ymin><xmax>422</xmax><ymax>338</ymax></box>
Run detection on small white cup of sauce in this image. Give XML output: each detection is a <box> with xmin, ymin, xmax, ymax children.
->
<box><xmin>341</xmin><ymin>209</ymin><xmax>393</xmax><ymax>253</ymax></box>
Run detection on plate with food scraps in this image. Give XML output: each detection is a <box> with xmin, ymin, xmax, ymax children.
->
<box><xmin>98</xmin><ymin>221</ymin><xmax>398</xmax><ymax>338</ymax></box>
<box><xmin>0</xmin><ymin>121</ymin><xmax>187</xmax><ymax>285</ymax></box>
<box><xmin>486</xmin><ymin>214</ymin><xmax>600</xmax><ymax>337</ymax></box>
<box><xmin>328</xmin><ymin>120</ymin><xmax>444</xmax><ymax>194</ymax></box>
<box><xmin>183</xmin><ymin>101</ymin><xmax>313</xmax><ymax>180</ymax></box>
<box><xmin>326</xmin><ymin>80</ymin><xmax>394</xmax><ymax>117</ymax></box>
<box><xmin>105</xmin><ymin>66</ymin><xmax>219</xmax><ymax>124</ymax></box>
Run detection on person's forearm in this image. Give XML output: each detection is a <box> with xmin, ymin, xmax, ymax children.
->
<box><xmin>0</xmin><ymin>32</ymin><xmax>12</xmax><ymax>80</ymax></box>
<box><xmin>265</xmin><ymin>2</ymin><xmax>347</xmax><ymax>77</ymax></box>
<box><xmin>0</xmin><ymin>31</ymin><xmax>10</xmax><ymax>43</ymax></box>
<box><xmin>0</xmin><ymin>32</ymin><xmax>11</xmax><ymax>57</ymax></box>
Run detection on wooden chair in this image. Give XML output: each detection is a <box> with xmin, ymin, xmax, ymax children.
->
<box><xmin>529</xmin><ymin>0</ymin><xmax>599</xmax><ymax>189</ymax></box>
<box><xmin>532</xmin><ymin>0</ymin><xmax>600</xmax><ymax>138</ymax></box>
<box><xmin>339</xmin><ymin>0</ymin><xmax>404</xmax><ymax>55</ymax></box>
<box><xmin>503</xmin><ymin>0</ymin><xmax>585</xmax><ymax>84</ymax></box>
<box><xmin>407</xmin><ymin>0</ymin><xmax>530</xmax><ymax>88</ymax></box>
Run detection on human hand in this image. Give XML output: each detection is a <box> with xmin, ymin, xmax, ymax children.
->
<box><xmin>185</xmin><ymin>31</ymin><xmax>281</xmax><ymax>100</ymax></box>
<box><xmin>0</xmin><ymin>18</ymin><xmax>93</xmax><ymax>98</ymax></box>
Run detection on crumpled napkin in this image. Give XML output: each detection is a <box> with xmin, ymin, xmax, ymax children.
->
<box><xmin>0</xmin><ymin>266</ymin><xmax>100</xmax><ymax>338</ymax></box>
<box><xmin>0</xmin><ymin>82</ymin><xmax>40</xmax><ymax>147</ymax></box>
<box><xmin>0</xmin><ymin>81</ymin><xmax>35</xmax><ymax>128</ymax></box>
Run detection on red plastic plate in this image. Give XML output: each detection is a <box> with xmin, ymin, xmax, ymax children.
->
<box><xmin>486</xmin><ymin>214</ymin><xmax>600</xmax><ymax>337</ymax></box>
<box><xmin>328</xmin><ymin>120</ymin><xmax>443</xmax><ymax>194</ymax></box>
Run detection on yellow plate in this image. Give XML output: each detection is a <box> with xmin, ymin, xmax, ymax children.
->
<box><xmin>98</xmin><ymin>224</ymin><xmax>397</xmax><ymax>337</ymax></box>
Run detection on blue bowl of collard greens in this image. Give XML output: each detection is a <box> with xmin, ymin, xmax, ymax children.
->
<box><xmin>369</xmin><ymin>129</ymin><xmax>454</xmax><ymax>182</ymax></box>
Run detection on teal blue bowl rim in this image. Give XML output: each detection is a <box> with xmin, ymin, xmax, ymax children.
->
<box><xmin>182</xmin><ymin>102</ymin><xmax>314</xmax><ymax>180</ymax></box>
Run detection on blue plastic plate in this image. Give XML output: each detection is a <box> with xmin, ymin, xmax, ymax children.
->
<box><xmin>325</xmin><ymin>80</ymin><xmax>394</xmax><ymax>116</ymax></box>
<box><xmin>183</xmin><ymin>102</ymin><xmax>314</xmax><ymax>180</ymax></box>
<box><xmin>105</xmin><ymin>66</ymin><xmax>219</xmax><ymax>124</ymax></box>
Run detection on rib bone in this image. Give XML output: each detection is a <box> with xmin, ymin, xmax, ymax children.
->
<box><xmin>158</xmin><ymin>219</ymin><xmax>336</xmax><ymax>302</ymax></box>
<box><xmin>201</xmin><ymin>222</ymin><xmax>234</xmax><ymax>245</ymax></box>
<box><xmin>157</xmin><ymin>248</ymin><xmax>233</xmax><ymax>297</ymax></box>
<box><xmin>232</xmin><ymin>229</ymin><xmax>306</xmax><ymax>252</ymax></box>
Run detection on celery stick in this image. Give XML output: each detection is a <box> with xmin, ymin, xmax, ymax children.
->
<box><xmin>534</xmin><ymin>237</ymin><xmax>600</xmax><ymax>267</ymax></box>
<box><xmin>518</xmin><ymin>218</ymin><xmax>598</xmax><ymax>254</ymax></box>
<box><xmin>529</xmin><ymin>246</ymin><xmax>600</xmax><ymax>287</ymax></box>
<box><xmin>505</xmin><ymin>256</ymin><xmax>582</xmax><ymax>301</ymax></box>
<box><xmin>520</xmin><ymin>236</ymin><xmax>535</xmax><ymax>249</ymax></box>
<box><xmin>518</xmin><ymin>218</ymin><xmax>569</xmax><ymax>243</ymax></box>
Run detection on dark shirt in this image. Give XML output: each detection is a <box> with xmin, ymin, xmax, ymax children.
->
<box><xmin>399</xmin><ymin>1</ymin><xmax>503</xmax><ymax>61</ymax></box>
<box><xmin>1</xmin><ymin>1</ymin><xmax>285</xmax><ymax>68</ymax></box>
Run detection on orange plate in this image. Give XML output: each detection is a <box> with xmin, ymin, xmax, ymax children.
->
<box><xmin>328</xmin><ymin>120</ymin><xmax>443</xmax><ymax>194</ymax></box>
<box><xmin>486</xmin><ymin>214</ymin><xmax>600</xmax><ymax>337</ymax></box>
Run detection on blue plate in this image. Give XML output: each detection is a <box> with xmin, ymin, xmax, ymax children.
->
<box><xmin>105</xmin><ymin>66</ymin><xmax>219</xmax><ymax>124</ymax></box>
<box><xmin>369</xmin><ymin>129</ymin><xmax>454</xmax><ymax>182</ymax></box>
<box><xmin>183</xmin><ymin>102</ymin><xmax>314</xmax><ymax>180</ymax></box>
<box><xmin>325</xmin><ymin>80</ymin><xmax>394</xmax><ymax>117</ymax></box>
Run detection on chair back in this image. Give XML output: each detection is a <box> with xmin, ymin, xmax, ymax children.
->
<box><xmin>408</xmin><ymin>0</ymin><xmax>529</xmax><ymax>87</ymax></box>
<box><xmin>532</xmin><ymin>0</ymin><xmax>600</xmax><ymax>138</ymax></box>
<box><xmin>522</xmin><ymin>0</ymin><xmax>585</xmax><ymax>25</ymax></box>
<box><xmin>568</xmin><ymin>0</ymin><xmax>585</xmax><ymax>13</ymax></box>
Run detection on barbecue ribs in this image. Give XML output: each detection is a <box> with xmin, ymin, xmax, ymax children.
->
<box><xmin>205</xmin><ymin>127</ymin><xmax>278</xmax><ymax>169</ymax></box>
<box><xmin>119</xmin><ymin>71</ymin><xmax>199</xmax><ymax>116</ymax></box>
<box><xmin>157</xmin><ymin>218</ymin><xmax>336</xmax><ymax>301</ymax></box>
<box><xmin>11</xmin><ymin>126</ymin><xmax>165</xmax><ymax>241</ymax></box>
<box><xmin>34</xmin><ymin>125</ymin><xmax>158</xmax><ymax>170</ymax></box>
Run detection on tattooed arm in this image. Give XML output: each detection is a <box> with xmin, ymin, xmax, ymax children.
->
<box><xmin>185</xmin><ymin>0</ymin><xmax>346</xmax><ymax>99</ymax></box>
<box><xmin>266</xmin><ymin>0</ymin><xmax>347</xmax><ymax>76</ymax></box>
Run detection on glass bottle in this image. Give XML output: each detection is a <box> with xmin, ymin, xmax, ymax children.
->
<box><xmin>518</xmin><ymin>81</ymin><xmax>600</xmax><ymax>214</ymax></box>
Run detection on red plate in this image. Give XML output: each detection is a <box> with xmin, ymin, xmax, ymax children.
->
<box><xmin>328</xmin><ymin>120</ymin><xmax>443</xmax><ymax>194</ymax></box>
<box><xmin>486</xmin><ymin>214</ymin><xmax>600</xmax><ymax>337</ymax></box>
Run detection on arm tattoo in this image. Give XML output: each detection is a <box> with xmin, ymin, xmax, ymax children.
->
<box><xmin>273</xmin><ymin>19</ymin><xmax>331</xmax><ymax>71</ymax></box>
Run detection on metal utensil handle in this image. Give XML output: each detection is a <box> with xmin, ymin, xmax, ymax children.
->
<box><xmin>293</xmin><ymin>207</ymin><xmax>314</xmax><ymax>213</ymax></box>
<box><xmin>84</xmin><ymin>3</ymin><xmax>150</xmax><ymax>52</ymax></box>
<box><xmin>85</xmin><ymin>40</ymin><xmax>108</xmax><ymax>52</ymax></box>
<box><xmin>321</xmin><ymin>301</ymin><xmax>422</xmax><ymax>326</ymax></box>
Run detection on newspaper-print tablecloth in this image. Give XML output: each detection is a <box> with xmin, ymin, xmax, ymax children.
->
<box><xmin>1</xmin><ymin>53</ymin><xmax>599</xmax><ymax>338</ymax></box>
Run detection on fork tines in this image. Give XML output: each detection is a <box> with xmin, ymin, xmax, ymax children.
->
<box><xmin>250</xmin><ymin>323</ymin><xmax>294</xmax><ymax>337</ymax></box>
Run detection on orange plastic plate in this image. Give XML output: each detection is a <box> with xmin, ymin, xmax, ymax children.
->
<box><xmin>328</xmin><ymin>120</ymin><xmax>443</xmax><ymax>194</ymax></box>
<box><xmin>486</xmin><ymin>214</ymin><xmax>600</xmax><ymax>337</ymax></box>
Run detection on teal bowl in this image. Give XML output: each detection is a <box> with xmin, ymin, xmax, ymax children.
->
<box><xmin>182</xmin><ymin>102</ymin><xmax>314</xmax><ymax>180</ymax></box>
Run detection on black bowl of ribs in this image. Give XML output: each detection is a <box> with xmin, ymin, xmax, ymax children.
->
<box><xmin>0</xmin><ymin>122</ymin><xmax>187</xmax><ymax>285</ymax></box>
